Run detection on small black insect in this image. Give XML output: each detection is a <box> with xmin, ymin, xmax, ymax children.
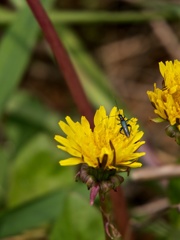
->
<box><xmin>117</xmin><ymin>113</ymin><xmax>131</xmax><ymax>138</ymax></box>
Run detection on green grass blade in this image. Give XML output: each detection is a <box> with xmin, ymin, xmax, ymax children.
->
<box><xmin>57</xmin><ymin>25</ymin><xmax>122</xmax><ymax>111</ymax></box>
<box><xmin>1</xmin><ymin>7</ymin><xmax>180</xmax><ymax>25</ymax></box>
<box><xmin>0</xmin><ymin>0</ymin><xmax>54</xmax><ymax>115</ymax></box>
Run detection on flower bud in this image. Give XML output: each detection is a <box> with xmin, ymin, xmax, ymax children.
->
<box><xmin>175</xmin><ymin>131</ymin><xmax>180</xmax><ymax>145</ymax></box>
<box><xmin>165</xmin><ymin>125</ymin><xmax>176</xmax><ymax>138</ymax></box>
<box><xmin>86</xmin><ymin>175</ymin><xmax>96</xmax><ymax>189</ymax></box>
<box><xmin>100</xmin><ymin>180</ymin><xmax>113</xmax><ymax>193</ymax></box>
<box><xmin>110</xmin><ymin>175</ymin><xmax>124</xmax><ymax>190</ymax></box>
<box><xmin>79</xmin><ymin>164</ymin><xmax>89</xmax><ymax>183</ymax></box>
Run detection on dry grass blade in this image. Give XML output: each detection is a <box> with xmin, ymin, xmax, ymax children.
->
<box><xmin>131</xmin><ymin>164</ymin><xmax>180</xmax><ymax>181</ymax></box>
<box><xmin>150</xmin><ymin>20</ymin><xmax>180</xmax><ymax>58</ymax></box>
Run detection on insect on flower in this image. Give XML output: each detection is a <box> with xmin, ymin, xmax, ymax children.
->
<box><xmin>105</xmin><ymin>109</ymin><xmax>132</xmax><ymax>138</ymax></box>
<box><xmin>110</xmin><ymin>100</ymin><xmax>132</xmax><ymax>138</ymax></box>
<box><xmin>117</xmin><ymin>113</ymin><xmax>131</xmax><ymax>138</ymax></box>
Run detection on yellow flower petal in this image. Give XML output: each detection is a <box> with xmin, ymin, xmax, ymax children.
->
<box><xmin>129</xmin><ymin>162</ymin><xmax>142</xmax><ymax>168</ymax></box>
<box><xmin>60</xmin><ymin>157</ymin><xmax>83</xmax><ymax>166</ymax></box>
<box><xmin>94</xmin><ymin>106</ymin><xmax>107</xmax><ymax>127</ymax></box>
<box><xmin>147</xmin><ymin>60</ymin><xmax>180</xmax><ymax>131</ymax></box>
<box><xmin>55</xmin><ymin>106</ymin><xmax>145</xmax><ymax>172</ymax></box>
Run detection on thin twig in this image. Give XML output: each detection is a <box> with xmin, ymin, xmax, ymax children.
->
<box><xmin>150</xmin><ymin>20</ymin><xmax>180</xmax><ymax>59</ymax></box>
<box><xmin>132</xmin><ymin>198</ymin><xmax>169</xmax><ymax>217</ymax></box>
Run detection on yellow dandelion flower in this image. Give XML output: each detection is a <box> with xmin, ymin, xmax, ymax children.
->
<box><xmin>147</xmin><ymin>60</ymin><xmax>180</xmax><ymax>144</ymax></box>
<box><xmin>54</xmin><ymin>106</ymin><xmax>145</xmax><ymax>172</ymax></box>
<box><xmin>159</xmin><ymin>60</ymin><xmax>180</xmax><ymax>93</ymax></box>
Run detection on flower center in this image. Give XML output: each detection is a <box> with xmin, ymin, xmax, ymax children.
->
<box><xmin>88</xmin><ymin>166</ymin><xmax>117</xmax><ymax>182</ymax></box>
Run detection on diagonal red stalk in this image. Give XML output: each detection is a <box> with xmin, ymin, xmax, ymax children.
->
<box><xmin>110</xmin><ymin>187</ymin><xmax>134</xmax><ymax>240</ymax></box>
<box><xmin>26</xmin><ymin>0</ymin><xmax>94</xmax><ymax>127</ymax></box>
<box><xmin>26</xmin><ymin>1</ymin><xmax>134</xmax><ymax>239</ymax></box>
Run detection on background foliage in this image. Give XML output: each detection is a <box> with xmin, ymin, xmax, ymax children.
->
<box><xmin>0</xmin><ymin>0</ymin><xmax>180</xmax><ymax>239</ymax></box>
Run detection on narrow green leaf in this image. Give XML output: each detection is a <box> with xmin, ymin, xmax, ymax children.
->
<box><xmin>5</xmin><ymin>90</ymin><xmax>62</xmax><ymax>135</ymax></box>
<box><xmin>1</xmin><ymin>7</ymin><xmax>180</xmax><ymax>25</ymax></box>
<box><xmin>0</xmin><ymin>1</ymin><xmax>56</xmax><ymax>198</ymax></box>
<box><xmin>10</xmin><ymin>0</ymin><xmax>27</xmax><ymax>8</ymax></box>
<box><xmin>0</xmin><ymin>147</ymin><xmax>9</xmax><ymax>203</ymax></box>
<box><xmin>0</xmin><ymin>7</ymin><xmax>15</xmax><ymax>24</ymax></box>
<box><xmin>166</xmin><ymin>175</ymin><xmax>180</xmax><ymax>226</ymax></box>
<box><xmin>57</xmin><ymin>26</ymin><xmax>117</xmax><ymax>111</ymax></box>
<box><xmin>0</xmin><ymin>0</ymin><xmax>54</xmax><ymax>115</ymax></box>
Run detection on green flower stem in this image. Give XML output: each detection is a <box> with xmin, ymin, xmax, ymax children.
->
<box><xmin>26</xmin><ymin>0</ymin><xmax>94</xmax><ymax>127</ymax></box>
<box><xmin>99</xmin><ymin>192</ymin><xmax>112</xmax><ymax>240</ymax></box>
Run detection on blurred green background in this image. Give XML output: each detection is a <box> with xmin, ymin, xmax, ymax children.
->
<box><xmin>0</xmin><ymin>0</ymin><xmax>180</xmax><ymax>239</ymax></box>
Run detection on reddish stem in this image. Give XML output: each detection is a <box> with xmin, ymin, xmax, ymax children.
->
<box><xmin>99</xmin><ymin>192</ymin><xmax>112</xmax><ymax>240</ymax></box>
<box><xmin>110</xmin><ymin>187</ymin><xmax>134</xmax><ymax>240</ymax></box>
<box><xmin>26</xmin><ymin>0</ymin><xmax>94</xmax><ymax>127</ymax></box>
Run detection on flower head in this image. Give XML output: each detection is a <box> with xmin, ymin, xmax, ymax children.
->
<box><xmin>54</xmin><ymin>106</ymin><xmax>145</xmax><ymax>203</ymax></box>
<box><xmin>55</xmin><ymin>106</ymin><xmax>145</xmax><ymax>171</ymax></box>
<box><xmin>147</xmin><ymin>60</ymin><xmax>180</xmax><ymax>144</ymax></box>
